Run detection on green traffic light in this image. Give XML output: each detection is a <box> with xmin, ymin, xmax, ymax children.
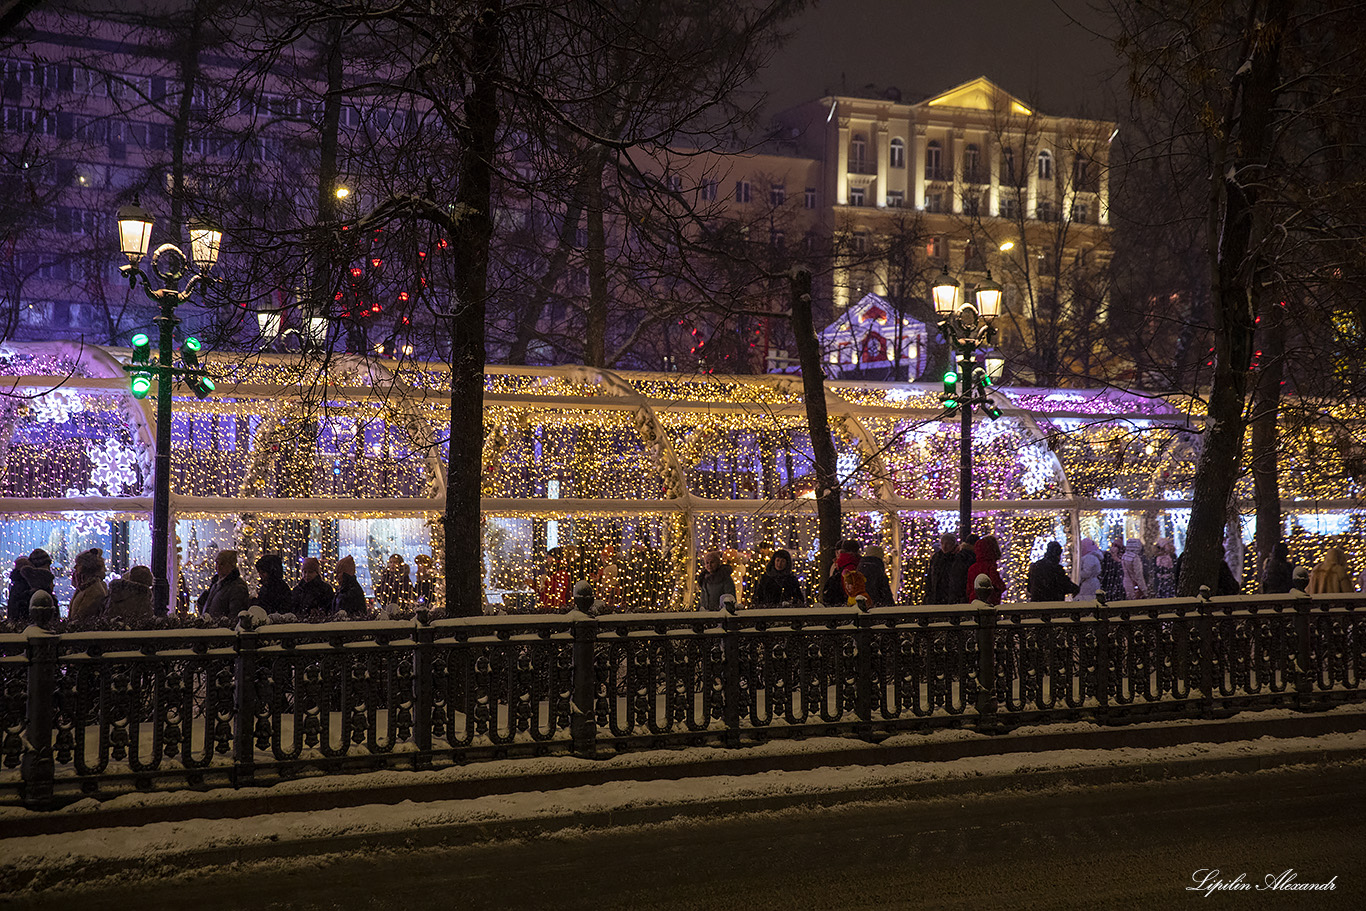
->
<box><xmin>183</xmin><ymin>336</ymin><xmax>202</xmax><ymax>352</ymax></box>
<box><xmin>189</xmin><ymin>375</ymin><xmax>215</xmax><ymax>399</ymax></box>
<box><xmin>131</xmin><ymin>333</ymin><xmax>150</xmax><ymax>364</ymax></box>
<box><xmin>130</xmin><ymin>372</ymin><xmax>152</xmax><ymax>399</ymax></box>
<box><xmin>181</xmin><ymin>336</ymin><xmax>202</xmax><ymax>368</ymax></box>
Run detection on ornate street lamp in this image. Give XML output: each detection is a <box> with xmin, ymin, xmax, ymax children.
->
<box><xmin>116</xmin><ymin>202</ymin><xmax>224</xmax><ymax>615</ymax></box>
<box><xmin>932</xmin><ymin>266</ymin><xmax>1006</xmax><ymax>538</ymax></box>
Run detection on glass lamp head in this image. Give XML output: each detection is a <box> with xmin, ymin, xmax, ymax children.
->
<box><xmin>187</xmin><ymin>217</ymin><xmax>223</xmax><ymax>270</ymax></box>
<box><xmin>974</xmin><ymin>272</ymin><xmax>1003</xmax><ymax>319</ymax></box>
<box><xmin>931</xmin><ymin>268</ymin><xmax>960</xmax><ymax>316</ymax></box>
<box><xmin>117</xmin><ymin>202</ymin><xmax>154</xmax><ymax>263</ymax></box>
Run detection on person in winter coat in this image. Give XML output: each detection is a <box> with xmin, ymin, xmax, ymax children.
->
<box><xmin>1260</xmin><ymin>541</ymin><xmax>1294</xmax><ymax>594</ymax></box>
<box><xmin>332</xmin><ymin>555</ymin><xmax>369</xmax><ymax>617</ymax></box>
<box><xmin>374</xmin><ymin>553</ymin><xmax>417</xmax><ymax>608</ymax></box>
<box><xmin>1152</xmin><ymin>538</ymin><xmax>1177</xmax><ymax>598</ymax></box>
<box><xmin>291</xmin><ymin>557</ymin><xmax>335</xmax><ymax>620</ymax></box>
<box><xmin>750</xmin><ymin>549</ymin><xmax>806</xmax><ymax>608</ymax></box>
<box><xmin>413</xmin><ymin>554</ymin><xmax>437</xmax><ymax>605</ymax></box>
<box><xmin>1098</xmin><ymin>539</ymin><xmax>1126</xmax><ymax>601</ymax></box>
<box><xmin>253</xmin><ymin>554</ymin><xmax>294</xmax><ymax>615</ymax></box>
<box><xmin>68</xmin><ymin>548</ymin><xmax>111</xmax><ymax>624</ymax></box>
<box><xmin>1308</xmin><ymin>546</ymin><xmax>1352</xmax><ymax>594</ymax></box>
<box><xmin>1121</xmin><ymin>539</ymin><xmax>1149</xmax><ymax>599</ymax></box>
<box><xmin>103</xmin><ymin>565</ymin><xmax>154</xmax><ymax>623</ymax></box>
<box><xmin>1076</xmin><ymin>538</ymin><xmax>1103</xmax><ymax>601</ymax></box>
<box><xmin>696</xmin><ymin>550</ymin><xmax>737</xmax><ymax>611</ymax></box>
<box><xmin>945</xmin><ymin>534</ymin><xmax>978</xmax><ymax>606</ymax></box>
<box><xmin>1027</xmin><ymin>541</ymin><xmax>1079</xmax><ymax>602</ymax></box>
<box><xmin>966</xmin><ymin>535</ymin><xmax>1004</xmax><ymax>605</ymax></box>
<box><xmin>925</xmin><ymin>533</ymin><xmax>959</xmax><ymax>605</ymax></box>
<box><xmin>9</xmin><ymin>549</ymin><xmax>55</xmax><ymax>624</ymax></box>
<box><xmin>824</xmin><ymin>540</ymin><xmax>863</xmax><ymax>605</ymax></box>
<box><xmin>858</xmin><ymin>545</ymin><xmax>896</xmax><ymax>606</ymax></box>
<box><xmin>197</xmin><ymin>550</ymin><xmax>250</xmax><ymax>621</ymax></box>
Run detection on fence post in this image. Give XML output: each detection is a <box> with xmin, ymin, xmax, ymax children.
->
<box><xmin>854</xmin><ymin>598</ymin><xmax>873</xmax><ymax>735</ymax></box>
<box><xmin>722</xmin><ymin>607</ymin><xmax>742</xmax><ymax>747</ymax></box>
<box><xmin>21</xmin><ymin>624</ymin><xmax>59</xmax><ymax>810</ymax></box>
<box><xmin>975</xmin><ymin>605</ymin><xmax>998</xmax><ymax>719</ymax></box>
<box><xmin>1197</xmin><ymin>586</ymin><xmax>1215</xmax><ymax>716</ymax></box>
<box><xmin>1293</xmin><ymin>596</ymin><xmax>1313</xmax><ymax>708</ymax></box>
<box><xmin>570</xmin><ymin>612</ymin><xmax>598</xmax><ymax>758</ymax></box>
<box><xmin>1094</xmin><ymin>606</ymin><xmax>1111</xmax><ymax>717</ymax></box>
<box><xmin>412</xmin><ymin>608</ymin><xmax>434</xmax><ymax>761</ymax></box>
<box><xmin>234</xmin><ymin>616</ymin><xmax>259</xmax><ymax>787</ymax></box>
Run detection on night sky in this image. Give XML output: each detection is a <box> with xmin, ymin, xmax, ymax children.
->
<box><xmin>759</xmin><ymin>0</ymin><xmax>1122</xmax><ymax>119</ymax></box>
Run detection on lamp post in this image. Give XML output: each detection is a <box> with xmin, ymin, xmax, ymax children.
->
<box><xmin>931</xmin><ymin>267</ymin><xmax>1005</xmax><ymax>539</ymax></box>
<box><xmin>116</xmin><ymin>202</ymin><xmax>223</xmax><ymax>615</ymax></box>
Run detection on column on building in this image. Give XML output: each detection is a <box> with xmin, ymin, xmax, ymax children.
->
<box><xmin>988</xmin><ymin>141</ymin><xmax>1001</xmax><ymax>217</ymax></box>
<box><xmin>836</xmin><ymin>115</ymin><xmax>851</xmax><ymax>206</ymax></box>
<box><xmin>950</xmin><ymin>128</ymin><xmax>964</xmax><ymax>214</ymax></box>
<box><xmin>875</xmin><ymin>121</ymin><xmax>889</xmax><ymax>207</ymax></box>
<box><xmin>1098</xmin><ymin>149</ymin><xmax>1111</xmax><ymax>225</ymax></box>
<box><xmin>1026</xmin><ymin>135</ymin><xmax>1039</xmax><ymax>220</ymax></box>
<box><xmin>1059</xmin><ymin>133</ymin><xmax>1075</xmax><ymax>221</ymax></box>
<box><xmin>913</xmin><ymin>124</ymin><xmax>927</xmax><ymax>210</ymax></box>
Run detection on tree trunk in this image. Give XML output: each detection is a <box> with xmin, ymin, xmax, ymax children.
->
<box><xmin>443</xmin><ymin>0</ymin><xmax>501</xmax><ymax>617</ymax></box>
<box><xmin>789</xmin><ymin>268</ymin><xmax>841</xmax><ymax>581</ymax></box>
<box><xmin>1178</xmin><ymin>0</ymin><xmax>1289</xmax><ymax>596</ymax></box>
<box><xmin>584</xmin><ymin>152</ymin><xmax>608</xmax><ymax>367</ymax></box>
<box><xmin>1249</xmin><ymin>292</ymin><xmax>1286</xmax><ymax>587</ymax></box>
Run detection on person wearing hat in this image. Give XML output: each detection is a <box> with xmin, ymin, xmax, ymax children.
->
<box><xmin>331</xmin><ymin>555</ymin><xmax>368</xmax><ymax>618</ymax></box>
<box><xmin>196</xmin><ymin>550</ymin><xmax>250</xmax><ymax>621</ymax></box>
<box><xmin>68</xmin><ymin>548</ymin><xmax>110</xmax><ymax>624</ymax></box>
<box><xmin>291</xmin><ymin>557</ymin><xmax>334</xmax><ymax>621</ymax></box>
<box><xmin>252</xmin><ymin>554</ymin><xmax>293</xmax><ymax>615</ymax></box>
<box><xmin>857</xmin><ymin>544</ymin><xmax>896</xmax><ymax>607</ymax></box>
<box><xmin>104</xmin><ymin>565</ymin><xmax>155</xmax><ymax>623</ymax></box>
<box><xmin>750</xmin><ymin>548</ymin><xmax>806</xmax><ymax>608</ymax></box>
<box><xmin>10</xmin><ymin>548</ymin><xmax>56</xmax><ymax>624</ymax></box>
<box><xmin>375</xmin><ymin>553</ymin><xmax>416</xmax><ymax>609</ymax></box>
<box><xmin>1028</xmin><ymin>541</ymin><xmax>1080</xmax><ymax>602</ymax></box>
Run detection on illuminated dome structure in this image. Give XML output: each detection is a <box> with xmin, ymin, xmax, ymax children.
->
<box><xmin>0</xmin><ymin>342</ymin><xmax>1360</xmax><ymax>612</ymax></box>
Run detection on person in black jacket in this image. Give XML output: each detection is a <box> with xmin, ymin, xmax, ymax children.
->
<box><xmin>291</xmin><ymin>557</ymin><xmax>335</xmax><ymax>621</ymax></box>
<box><xmin>332</xmin><ymin>555</ymin><xmax>368</xmax><ymax>617</ymax></box>
<box><xmin>1260</xmin><ymin>542</ymin><xmax>1293</xmax><ymax>594</ymax></box>
<box><xmin>925</xmin><ymin>533</ymin><xmax>958</xmax><ymax>604</ymax></box>
<box><xmin>253</xmin><ymin>553</ymin><xmax>294</xmax><ymax>615</ymax></box>
<box><xmin>1027</xmin><ymin>541</ymin><xmax>1080</xmax><ymax>602</ymax></box>
<box><xmin>944</xmin><ymin>534</ymin><xmax>978</xmax><ymax>606</ymax></box>
<box><xmin>858</xmin><ymin>545</ymin><xmax>896</xmax><ymax>606</ymax></box>
<box><xmin>750</xmin><ymin>548</ymin><xmax>806</xmax><ymax>608</ymax></box>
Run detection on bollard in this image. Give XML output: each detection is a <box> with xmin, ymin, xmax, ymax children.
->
<box><xmin>21</xmin><ymin>625</ymin><xmax>59</xmax><ymax>810</ymax></box>
<box><xmin>570</xmin><ymin>612</ymin><xmax>598</xmax><ymax>758</ymax></box>
<box><xmin>234</xmin><ymin>618</ymin><xmax>259</xmax><ymax>786</ymax></box>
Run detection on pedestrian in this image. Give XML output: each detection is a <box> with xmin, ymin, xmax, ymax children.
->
<box><xmin>925</xmin><ymin>533</ymin><xmax>958</xmax><ymax>605</ymax></box>
<box><xmin>68</xmin><ymin>548</ymin><xmax>110</xmax><ymax>624</ymax></box>
<box><xmin>1152</xmin><ymin>538</ymin><xmax>1177</xmax><ymax>598</ymax></box>
<box><xmin>332</xmin><ymin>555</ymin><xmax>369</xmax><ymax>617</ymax></box>
<box><xmin>413</xmin><ymin>554</ymin><xmax>437</xmax><ymax>605</ymax></box>
<box><xmin>9</xmin><ymin>548</ymin><xmax>55</xmax><ymax>625</ymax></box>
<box><xmin>375</xmin><ymin>553</ymin><xmax>416</xmax><ymax>609</ymax></box>
<box><xmin>103</xmin><ymin>565</ymin><xmax>154</xmax><ymax>624</ymax></box>
<box><xmin>1308</xmin><ymin>546</ymin><xmax>1352</xmax><ymax>594</ymax></box>
<box><xmin>750</xmin><ymin>548</ymin><xmax>806</xmax><ymax>608</ymax></box>
<box><xmin>1027</xmin><ymin>541</ymin><xmax>1079</xmax><ymax>602</ymax></box>
<box><xmin>592</xmin><ymin>547</ymin><xmax>622</xmax><ymax>607</ymax></box>
<box><xmin>1076</xmin><ymin>538</ymin><xmax>1102</xmax><ymax>601</ymax></box>
<box><xmin>696</xmin><ymin>549</ymin><xmax>737</xmax><ymax>611</ymax></box>
<box><xmin>945</xmin><ymin>533</ymin><xmax>978</xmax><ymax>606</ymax></box>
<box><xmin>1099</xmin><ymin>539</ymin><xmax>1126</xmax><ymax>601</ymax></box>
<box><xmin>823</xmin><ymin>539</ymin><xmax>862</xmax><ymax>605</ymax></box>
<box><xmin>1259</xmin><ymin>541</ymin><xmax>1294</xmax><ymax>594</ymax></box>
<box><xmin>253</xmin><ymin>553</ymin><xmax>294</xmax><ymax>615</ymax></box>
<box><xmin>858</xmin><ymin>545</ymin><xmax>895</xmax><ymax>606</ymax></box>
<box><xmin>534</xmin><ymin>547</ymin><xmax>571</xmax><ymax>612</ymax></box>
<box><xmin>196</xmin><ymin>550</ymin><xmax>250</xmax><ymax>621</ymax></box>
<box><xmin>965</xmin><ymin>534</ymin><xmax>1004</xmax><ymax>605</ymax></box>
<box><xmin>291</xmin><ymin>556</ymin><xmax>334</xmax><ymax>620</ymax></box>
<box><xmin>1122</xmin><ymin>539</ymin><xmax>1149</xmax><ymax>599</ymax></box>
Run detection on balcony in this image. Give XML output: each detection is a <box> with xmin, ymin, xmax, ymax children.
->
<box><xmin>847</xmin><ymin>160</ymin><xmax>877</xmax><ymax>175</ymax></box>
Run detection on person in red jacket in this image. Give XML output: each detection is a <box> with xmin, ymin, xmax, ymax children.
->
<box><xmin>965</xmin><ymin>534</ymin><xmax>1005</xmax><ymax>605</ymax></box>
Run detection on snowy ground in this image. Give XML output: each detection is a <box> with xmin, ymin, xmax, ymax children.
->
<box><xmin>2</xmin><ymin>708</ymin><xmax>1364</xmax><ymax>898</ymax></box>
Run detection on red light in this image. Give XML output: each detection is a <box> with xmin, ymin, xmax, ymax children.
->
<box><xmin>372</xmin><ymin>303</ymin><xmax>382</xmax><ymax>313</ymax></box>
<box><xmin>402</xmin><ymin>317</ymin><xmax>410</xmax><ymax>325</ymax></box>
<box><xmin>418</xmin><ymin>250</ymin><xmax>426</xmax><ymax>259</ymax></box>
<box><xmin>350</xmin><ymin>267</ymin><xmax>363</xmax><ymax>278</ymax></box>
<box><xmin>335</xmin><ymin>292</ymin><xmax>344</xmax><ymax>301</ymax></box>
<box><xmin>437</xmin><ymin>239</ymin><xmax>448</xmax><ymax>250</ymax></box>
<box><xmin>371</xmin><ymin>258</ymin><xmax>382</xmax><ymax>268</ymax></box>
<box><xmin>398</xmin><ymin>292</ymin><xmax>409</xmax><ymax>302</ymax></box>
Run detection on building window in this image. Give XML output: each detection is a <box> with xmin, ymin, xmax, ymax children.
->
<box><xmin>804</xmin><ymin>187</ymin><xmax>817</xmax><ymax>209</ymax></box>
<box><xmin>770</xmin><ymin>184</ymin><xmax>785</xmax><ymax>206</ymax></box>
<box><xmin>886</xmin><ymin>190</ymin><xmax>904</xmax><ymax>208</ymax></box>
<box><xmin>849</xmin><ymin>186</ymin><xmax>865</xmax><ymax>206</ymax></box>
<box><xmin>850</xmin><ymin>133</ymin><xmax>866</xmax><ymax>171</ymax></box>
<box><xmin>735</xmin><ymin>180</ymin><xmax>751</xmax><ymax>203</ymax></box>
<box><xmin>1000</xmin><ymin>195</ymin><xmax>1018</xmax><ymax>219</ymax></box>
<box><xmin>963</xmin><ymin>144</ymin><xmax>981</xmax><ymax>182</ymax></box>
<box><xmin>1037</xmin><ymin>150</ymin><xmax>1053</xmax><ymax>180</ymax></box>
<box><xmin>1073</xmin><ymin>201</ymin><xmax>1090</xmax><ymax>224</ymax></box>
<box><xmin>890</xmin><ymin>138</ymin><xmax>905</xmax><ymax>168</ymax></box>
<box><xmin>852</xmin><ymin>231</ymin><xmax>867</xmax><ymax>253</ymax></box>
<box><xmin>1003</xmin><ymin>147</ymin><xmax>1017</xmax><ymax>184</ymax></box>
<box><xmin>924</xmin><ymin>191</ymin><xmax>942</xmax><ymax>213</ymax></box>
<box><xmin>1036</xmin><ymin>199</ymin><xmax>1055</xmax><ymax>222</ymax></box>
<box><xmin>926</xmin><ymin>236</ymin><xmax>943</xmax><ymax>260</ymax></box>
<box><xmin>925</xmin><ymin>141</ymin><xmax>943</xmax><ymax>180</ymax></box>
<box><xmin>1073</xmin><ymin>153</ymin><xmax>1096</xmax><ymax>191</ymax></box>
<box><xmin>963</xmin><ymin>192</ymin><xmax>981</xmax><ymax>217</ymax></box>
<box><xmin>700</xmin><ymin>179</ymin><xmax>718</xmax><ymax>201</ymax></box>
<box><xmin>666</xmin><ymin>175</ymin><xmax>683</xmax><ymax>192</ymax></box>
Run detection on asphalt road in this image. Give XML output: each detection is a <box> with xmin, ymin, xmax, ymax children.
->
<box><xmin>13</xmin><ymin>761</ymin><xmax>1366</xmax><ymax>911</ymax></box>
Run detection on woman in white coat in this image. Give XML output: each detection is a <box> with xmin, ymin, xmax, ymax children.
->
<box><xmin>1122</xmin><ymin>538</ymin><xmax>1149</xmax><ymax>599</ymax></box>
<box><xmin>1077</xmin><ymin>538</ymin><xmax>1103</xmax><ymax>601</ymax></box>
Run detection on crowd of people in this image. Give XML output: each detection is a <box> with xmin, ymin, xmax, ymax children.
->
<box><xmin>5</xmin><ymin>547</ymin><xmax>439</xmax><ymax>628</ymax></box>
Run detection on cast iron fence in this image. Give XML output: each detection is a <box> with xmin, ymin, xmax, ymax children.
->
<box><xmin>3</xmin><ymin>592</ymin><xmax>1363</xmax><ymax>809</ymax></box>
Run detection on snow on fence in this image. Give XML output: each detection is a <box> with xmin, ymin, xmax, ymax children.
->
<box><xmin>3</xmin><ymin>591</ymin><xmax>1363</xmax><ymax>809</ymax></box>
